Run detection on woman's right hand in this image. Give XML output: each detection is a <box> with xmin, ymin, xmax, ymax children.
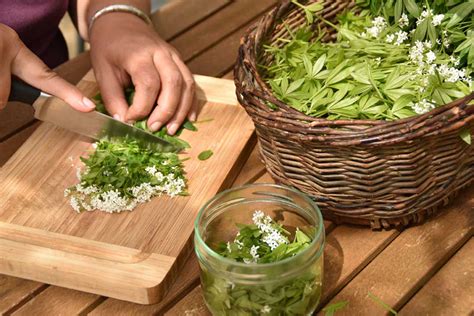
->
<box><xmin>0</xmin><ymin>23</ymin><xmax>96</xmax><ymax>112</ymax></box>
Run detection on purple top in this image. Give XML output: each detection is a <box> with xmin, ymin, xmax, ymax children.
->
<box><xmin>0</xmin><ymin>1</ymin><xmax>69</xmax><ymax>68</ymax></box>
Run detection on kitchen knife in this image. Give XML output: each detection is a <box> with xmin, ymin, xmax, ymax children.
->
<box><xmin>8</xmin><ymin>79</ymin><xmax>180</xmax><ymax>152</ymax></box>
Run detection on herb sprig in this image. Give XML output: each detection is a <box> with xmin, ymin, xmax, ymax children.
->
<box><xmin>202</xmin><ymin>211</ymin><xmax>322</xmax><ymax>315</ymax></box>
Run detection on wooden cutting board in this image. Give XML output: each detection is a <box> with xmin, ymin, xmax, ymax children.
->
<box><xmin>0</xmin><ymin>70</ymin><xmax>255</xmax><ymax>304</ymax></box>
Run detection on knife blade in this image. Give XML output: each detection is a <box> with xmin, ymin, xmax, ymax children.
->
<box><xmin>8</xmin><ymin>79</ymin><xmax>180</xmax><ymax>153</ymax></box>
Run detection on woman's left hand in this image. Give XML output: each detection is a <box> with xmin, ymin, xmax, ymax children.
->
<box><xmin>89</xmin><ymin>12</ymin><xmax>197</xmax><ymax>135</ymax></box>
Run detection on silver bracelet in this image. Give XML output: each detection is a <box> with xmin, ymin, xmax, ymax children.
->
<box><xmin>89</xmin><ymin>4</ymin><xmax>152</xmax><ymax>32</ymax></box>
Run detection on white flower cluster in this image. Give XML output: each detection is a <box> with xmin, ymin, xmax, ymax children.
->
<box><xmin>398</xmin><ymin>13</ymin><xmax>409</xmax><ymax>28</ymax></box>
<box><xmin>364</xmin><ymin>16</ymin><xmax>387</xmax><ymax>38</ymax></box>
<box><xmin>243</xmin><ymin>245</ymin><xmax>260</xmax><ymax>264</ymax></box>
<box><xmin>408</xmin><ymin>40</ymin><xmax>471</xmax><ymax>87</ymax></box>
<box><xmin>386</xmin><ymin>30</ymin><xmax>408</xmax><ymax>46</ymax></box>
<box><xmin>252</xmin><ymin>210</ymin><xmax>288</xmax><ymax>250</ymax></box>
<box><xmin>261</xmin><ymin>306</ymin><xmax>272</xmax><ymax>314</ymax></box>
<box><xmin>65</xmin><ymin>165</ymin><xmax>185</xmax><ymax>213</ymax></box>
<box><xmin>417</xmin><ymin>9</ymin><xmax>444</xmax><ymax>27</ymax></box>
<box><xmin>412</xmin><ymin>99</ymin><xmax>435</xmax><ymax>115</ymax></box>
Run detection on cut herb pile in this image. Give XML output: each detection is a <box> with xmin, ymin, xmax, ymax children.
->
<box><xmin>201</xmin><ymin>210</ymin><xmax>322</xmax><ymax>315</ymax></box>
<box><xmin>65</xmin><ymin>140</ymin><xmax>186</xmax><ymax>213</ymax></box>
<box><xmin>263</xmin><ymin>0</ymin><xmax>473</xmax><ymax>120</ymax></box>
<box><xmin>65</xmin><ymin>89</ymin><xmax>197</xmax><ymax>213</ymax></box>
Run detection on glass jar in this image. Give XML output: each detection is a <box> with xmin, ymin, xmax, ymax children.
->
<box><xmin>195</xmin><ymin>184</ymin><xmax>325</xmax><ymax>316</ymax></box>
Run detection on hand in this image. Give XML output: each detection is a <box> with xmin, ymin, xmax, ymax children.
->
<box><xmin>0</xmin><ymin>24</ymin><xmax>95</xmax><ymax>112</ymax></box>
<box><xmin>89</xmin><ymin>13</ymin><xmax>197</xmax><ymax>135</ymax></box>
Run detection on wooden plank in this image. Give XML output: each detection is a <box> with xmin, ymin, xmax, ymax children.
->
<box><xmin>169</xmin><ymin>0</ymin><xmax>276</xmax><ymax>61</ymax></box>
<box><xmin>153</xmin><ymin>0</ymin><xmax>230</xmax><ymax>41</ymax></box>
<box><xmin>0</xmin><ymin>103</ymin><xmax>35</xmax><ymax>141</ymax></box>
<box><xmin>319</xmin><ymin>186</ymin><xmax>474</xmax><ymax>315</ymax></box>
<box><xmin>399</xmin><ymin>238</ymin><xmax>474</xmax><ymax>316</ymax></box>
<box><xmin>0</xmin><ymin>123</ymin><xmax>40</xmax><ymax>167</ymax></box>
<box><xmin>0</xmin><ymin>276</ymin><xmax>47</xmax><ymax>315</ymax></box>
<box><xmin>89</xmin><ymin>255</ymin><xmax>200</xmax><ymax>315</ymax></box>
<box><xmin>12</xmin><ymin>287</ymin><xmax>101</xmax><ymax>316</ymax></box>
<box><xmin>164</xmin><ymin>286</ymin><xmax>210</xmax><ymax>316</ymax></box>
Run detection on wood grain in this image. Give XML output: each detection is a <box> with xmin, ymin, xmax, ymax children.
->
<box><xmin>0</xmin><ymin>71</ymin><xmax>254</xmax><ymax>304</ymax></box>
<box><xmin>152</xmin><ymin>0</ymin><xmax>230</xmax><ymax>41</ymax></box>
<box><xmin>164</xmin><ymin>286</ymin><xmax>210</xmax><ymax>316</ymax></box>
<box><xmin>320</xmin><ymin>186</ymin><xmax>474</xmax><ymax>315</ymax></box>
<box><xmin>0</xmin><ymin>123</ymin><xmax>40</xmax><ymax>167</ymax></box>
<box><xmin>169</xmin><ymin>0</ymin><xmax>276</xmax><ymax>61</ymax></box>
<box><xmin>12</xmin><ymin>287</ymin><xmax>100</xmax><ymax>316</ymax></box>
<box><xmin>399</xmin><ymin>238</ymin><xmax>474</xmax><ymax>316</ymax></box>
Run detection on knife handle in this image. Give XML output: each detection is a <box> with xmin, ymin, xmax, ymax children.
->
<box><xmin>8</xmin><ymin>79</ymin><xmax>41</xmax><ymax>105</ymax></box>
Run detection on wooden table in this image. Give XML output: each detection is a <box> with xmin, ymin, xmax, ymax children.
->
<box><xmin>0</xmin><ymin>1</ymin><xmax>472</xmax><ymax>315</ymax></box>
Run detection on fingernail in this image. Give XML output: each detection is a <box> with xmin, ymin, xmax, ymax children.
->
<box><xmin>150</xmin><ymin>121</ymin><xmax>162</xmax><ymax>132</ymax></box>
<box><xmin>82</xmin><ymin>97</ymin><xmax>96</xmax><ymax>109</ymax></box>
<box><xmin>189</xmin><ymin>113</ymin><xmax>197</xmax><ymax>122</ymax></box>
<box><xmin>168</xmin><ymin>123</ymin><xmax>179</xmax><ymax>135</ymax></box>
<box><xmin>113</xmin><ymin>114</ymin><xmax>122</xmax><ymax>121</ymax></box>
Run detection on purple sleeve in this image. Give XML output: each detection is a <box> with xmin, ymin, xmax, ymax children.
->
<box><xmin>0</xmin><ymin>0</ymin><xmax>69</xmax><ymax>68</ymax></box>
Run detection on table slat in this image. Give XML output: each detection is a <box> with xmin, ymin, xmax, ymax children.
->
<box><xmin>399</xmin><ymin>238</ymin><xmax>474</xmax><ymax>316</ymax></box>
<box><xmin>170</xmin><ymin>0</ymin><xmax>276</xmax><ymax>62</ymax></box>
<box><xmin>152</xmin><ymin>0</ymin><xmax>230</xmax><ymax>40</ymax></box>
<box><xmin>320</xmin><ymin>186</ymin><xmax>474</xmax><ymax>315</ymax></box>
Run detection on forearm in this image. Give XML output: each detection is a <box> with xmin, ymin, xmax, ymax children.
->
<box><xmin>73</xmin><ymin>0</ymin><xmax>151</xmax><ymax>41</ymax></box>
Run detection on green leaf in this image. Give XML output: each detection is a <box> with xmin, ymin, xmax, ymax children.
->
<box><xmin>394</xmin><ymin>0</ymin><xmax>403</xmax><ymax>23</ymax></box>
<box><xmin>403</xmin><ymin>0</ymin><xmax>420</xmax><ymax>17</ymax></box>
<box><xmin>198</xmin><ymin>150</ymin><xmax>214</xmax><ymax>161</ymax></box>
<box><xmin>368</xmin><ymin>292</ymin><xmax>398</xmax><ymax>315</ymax></box>
<box><xmin>446</xmin><ymin>2</ymin><xmax>474</xmax><ymax>28</ymax></box>
<box><xmin>460</xmin><ymin>129</ymin><xmax>472</xmax><ymax>145</ymax></box>
<box><xmin>312</xmin><ymin>54</ymin><xmax>327</xmax><ymax>77</ymax></box>
<box><xmin>306</xmin><ymin>2</ymin><xmax>323</xmax><ymax>12</ymax></box>
<box><xmin>323</xmin><ymin>301</ymin><xmax>349</xmax><ymax>316</ymax></box>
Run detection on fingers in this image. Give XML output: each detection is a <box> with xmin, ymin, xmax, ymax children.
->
<box><xmin>147</xmin><ymin>53</ymin><xmax>183</xmax><ymax>132</ymax></box>
<box><xmin>124</xmin><ymin>60</ymin><xmax>160</xmax><ymax>123</ymax></box>
<box><xmin>95</xmin><ymin>67</ymin><xmax>130</xmax><ymax>121</ymax></box>
<box><xmin>164</xmin><ymin>54</ymin><xmax>196</xmax><ymax>134</ymax></box>
<box><xmin>11</xmin><ymin>44</ymin><xmax>95</xmax><ymax>112</ymax></box>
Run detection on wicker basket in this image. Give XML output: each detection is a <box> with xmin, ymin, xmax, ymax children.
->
<box><xmin>235</xmin><ymin>0</ymin><xmax>474</xmax><ymax>229</ymax></box>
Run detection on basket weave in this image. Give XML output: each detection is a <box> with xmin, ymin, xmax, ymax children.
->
<box><xmin>235</xmin><ymin>0</ymin><xmax>474</xmax><ymax>229</ymax></box>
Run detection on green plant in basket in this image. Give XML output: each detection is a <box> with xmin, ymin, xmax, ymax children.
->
<box><xmin>263</xmin><ymin>0</ymin><xmax>473</xmax><ymax>122</ymax></box>
<box><xmin>201</xmin><ymin>210</ymin><xmax>323</xmax><ymax>315</ymax></box>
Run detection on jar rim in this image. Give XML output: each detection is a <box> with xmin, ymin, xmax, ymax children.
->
<box><xmin>194</xmin><ymin>183</ymin><xmax>325</xmax><ymax>268</ymax></box>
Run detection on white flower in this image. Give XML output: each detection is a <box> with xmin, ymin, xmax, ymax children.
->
<box><xmin>76</xmin><ymin>167</ymin><xmax>82</xmax><ymax>181</ymax></box>
<box><xmin>432</xmin><ymin>14</ymin><xmax>444</xmax><ymax>26</ymax></box>
<box><xmin>252</xmin><ymin>210</ymin><xmax>265</xmax><ymax>223</ymax></box>
<box><xmin>262</xmin><ymin>230</ymin><xmax>288</xmax><ymax>250</ymax></box>
<box><xmin>386</xmin><ymin>34</ymin><xmax>395</xmax><ymax>43</ymax></box>
<box><xmin>443</xmin><ymin>37</ymin><xmax>450</xmax><ymax>48</ymax></box>
<box><xmin>145</xmin><ymin>165</ymin><xmax>158</xmax><ymax>176</ymax></box>
<box><xmin>250</xmin><ymin>245</ymin><xmax>260</xmax><ymax>260</ymax></box>
<box><xmin>235</xmin><ymin>240</ymin><xmax>243</xmax><ymax>250</ymax></box>
<box><xmin>425</xmin><ymin>51</ymin><xmax>436</xmax><ymax>64</ymax></box>
<box><xmin>365</xmin><ymin>16</ymin><xmax>387</xmax><ymax>38</ymax></box>
<box><xmin>417</xmin><ymin>9</ymin><xmax>433</xmax><ymax>25</ymax></box>
<box><xmin>398</xmin><ymin>13</ymin><xmax>409</xmax><ymax>28</ymax></box>
<box><xmin>412</xmin><ymin>99</ymin><xmax>435</xmax><ymax>115</ymax></box>
<box><xmin>227</xmin><ymin>242</ymin><xmax>231</xmax><ymax>252</ymax></box>
<box><xmin>394</xmin><ymin>30</ymin><xmax>408</xmax><ymax>45</ymax></box>
<box><xmin>70</xmin><ymin>196</ymin><xmax>81</xmax><ymax>213</ymax></box>
<box><xmin>261</xmin><ymin>306</ymin><xmax>271</xmax><ymax>314</ymax></box>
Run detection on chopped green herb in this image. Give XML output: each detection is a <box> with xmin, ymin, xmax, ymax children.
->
<box><xmin>198</xmin><ymin>150</ymin><xmax>214</xmax><ymax>161</ymax></box>
<box><xmin>65</xmin><ymin>139</ymin><xmax>187</xmax><ymax>213</ymax></box>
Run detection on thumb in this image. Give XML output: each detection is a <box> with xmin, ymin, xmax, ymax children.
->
<box><xmin>11</xmin><ymin>44</ymin><xmax>95</xmax><ymax>112</ymax></box>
